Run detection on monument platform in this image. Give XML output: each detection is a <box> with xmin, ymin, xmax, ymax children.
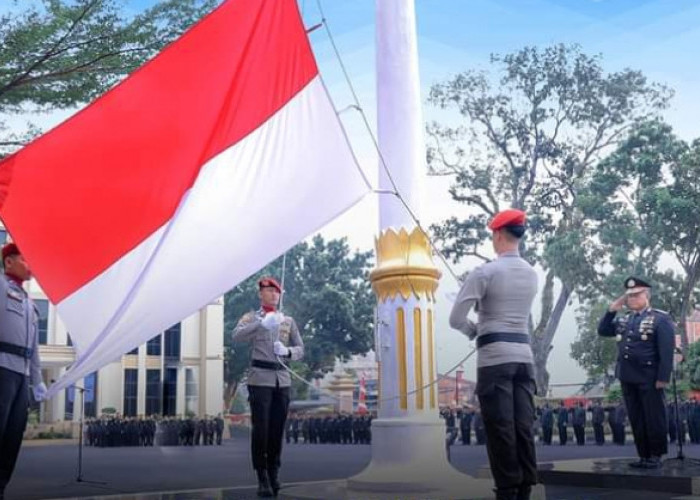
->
<box><xmin>478</xmin><ymin>457</ymin><xmax>700</xmax><ymax>495</ymax></box>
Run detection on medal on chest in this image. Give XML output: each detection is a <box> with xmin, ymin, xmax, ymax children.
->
<box><xmin>278</xmin><ymin>318</ymin><xmax>292</xmax><ymax>345</ymax></box>
<box><xmin>639</xmin><ymin>315</ymin><xmax>655</xmax><ymax>342</ymax></box>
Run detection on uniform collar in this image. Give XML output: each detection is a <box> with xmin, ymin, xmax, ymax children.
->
<box><xmin>498</xmin><ymin>249</ymin><xmax>520</xmax><ymax>258</ymax></box>
<box><xmin>5</xmin><ymin>272</ymin><xmax>25</xmax><ymax>288</ymax></box>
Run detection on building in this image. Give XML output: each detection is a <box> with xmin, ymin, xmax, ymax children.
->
<box><xmin>436</xmin><ymin>372</ymin><xmax>475</xmax><ymax>408</ymax></box>
<box><xmin>317</xmin><ymin>351</ymin><xmax>379</xmax><ymax>413</ymax></box>
<box><xmin>686</xmin><ymin>307</ymin><xmax>700</xmax><ymax>344</ymax></box>
<box><xmin>0</xmin><ymin>227</ymin><xmax>224</xmax><ymax>423</ymax></box>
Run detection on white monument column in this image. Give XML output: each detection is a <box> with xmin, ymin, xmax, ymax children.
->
<box><xmin>347</xmin><ymin>0</ymin><xmax>467</xmax><ymax>492</ymax></box>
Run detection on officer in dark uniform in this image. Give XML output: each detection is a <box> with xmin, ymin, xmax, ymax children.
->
<box><xmin>460</xmin><ymin>408</ymin><xmax>473</xmax><ymax>445</ymax></box>
<box><xmin>573</xmin><ymin>402</ymin><xmax>586</xmax><ymax>446</ymax></box>
<box><xmin>0</xmin><ymin>243</ymin><xmax>47</xmax><ymax>499</ymax></box>
<box><xmin>614</xmin><ymin>402</ymin><xmax>627</xmax><ymax>445</ymax></box>
<box><xmin>591</xmin><ymin>401</ymin><xmax>605</xmax><ymax>445</ymax></box>
<box><xmin>598</xmin><ymin>276</ymin><xmax>674</xmax><ymax>469</ymax></box>
<box><xmin>556</xmin><ymin>402</ymin><xmax>568</xmax><ymax>445</ymax></box>
<box><xmin>540</xmin><ymin>404</ymin><xmax>554</xmax><ymax>445</ymax></box>
<box><xmin>232</xmin><ymin>277</ymin><xmax>304</xmax><ymax>497</ymax></box>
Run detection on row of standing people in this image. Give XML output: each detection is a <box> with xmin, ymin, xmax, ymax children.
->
<box><xmin>285</xmin><ymin>414</ymin><xmax>373</xmax><ymax>444</ymax></box>
<box><xmin>85</xmin><ymin>415</ymin><xmax>225</xmax><ymax>447</ymax></box>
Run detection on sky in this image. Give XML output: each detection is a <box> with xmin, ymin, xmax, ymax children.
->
<box><xmin>9</xmin><ymin>0</ymin><xmax>700</xmax><ymax>393</ymax></box>
<box><xmin>290</xmin><ymin>0</ymin><xmax>700</xmax><ymax>392</ymax></box>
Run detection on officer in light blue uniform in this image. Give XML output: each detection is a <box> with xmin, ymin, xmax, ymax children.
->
<box><xmin>0</xmin><ymin>243</ymin><xmax>46</xmax><ymax>499</ymax></box>
<box><xmin>598</xmin><ymin>276</ymin><xmax>674</xmax><ymax>469</ymax></box>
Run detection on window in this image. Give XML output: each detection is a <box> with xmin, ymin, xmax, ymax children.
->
<box><xmin>146</xmin><ymin>369</ymin><xmax>161</xmax><ymax>416</ymax></box>
<box><xmin>123</xmin><ymin>369</ymin><xmax>138</xmax><ymax>417</ymax></box>
<box><xmin>146</xmin><ymin>334</ymin><xmax>161</xmax><ymax>356</ymax></box>
<box><xmin>185</xmin><ymin>368</ymin><xmax>198</xmax><ymax>416</ymax></box>
<box><xmin>0</xmin><ymin>229</ymin><xmax>6</xmax><ymax>245</ymax></box>
<box><xmin>163</xmin><ymin>368</ymin><xmax>177</xmax><ymax>416</ymax></box>
<box><xmin>64</xmin><ymin>386</ymin><xmax>75</xmax><ymax>421</ymax></box>
<box><xmin>66</xmin><ymin>333</ymin><xmax>73</xmax><ymax>347</ymax></box>
<box><xmin>35</xmin><ymin>299</ymin><xmax>49</xmax><ymax>345</ymax></box>
<box><xmin>164</xmin><ymin>323</ymin><xmax>181</xmax><ymax>359</ymax></box>
<box><xmin>84</xmin><ymin>372</ymin><xmax>98</xmax><ymax>418</ymax></box>
<box><xmin>127</xmin><ymin>347</ymin><xmax>138</xmax><ymax>355</ymax></box>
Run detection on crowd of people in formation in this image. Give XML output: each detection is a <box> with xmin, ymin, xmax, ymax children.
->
<box><xmin>84</xmin><ymin>415</ymin><xmax>225</xmax><ymax>447</ymax></box>
<box><xmin>284</xmin><ymin>413</ymin><xmax>373</xmax><ymax>444</ymax></box>
<box><xmin>437</xmin><ymin>398</ymin><xmax>700</xmax><ymax>447</ymax></box>
<box><xmin>668</xmin><ymin>398</ymin><xmax>700</xmax><ymax>444</ymax></box>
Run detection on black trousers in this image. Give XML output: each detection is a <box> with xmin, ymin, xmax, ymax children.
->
<box><xmin>558</xmin><ymin>424</ymin><xmax>567</xmax><ymax>445</ymax></box>
<box><xmin>593</xmin><ymin>423</ymin><xmax>605</xmax><ymax>445</ymax></box>
<box><xmin>477</xmin><ymin>362</ymin><xmax>537</xmax><ymax>491</ymax></box>
<box><xmin>542</xmin><ymin>425</ymin><xmax>552</xmax><ymax>445</ymax></box>
<box><xmin>574</xmin><ymin>424</ymin><xmax>585</xmax><ymax>445</ymax></box>
<box><xmin>0</xmin><ymin>368</ymin><xmax>29</xmax><ymax>490</ymax></box>
<box><xmin>621</xmin><ymin>382</ymin><xmax>667</xmax><ymax>458</ymax></box>
<box><xmin>248</xmin><ymin>384</ymin><xmax>290</xmax><ymax>471</ymax></box>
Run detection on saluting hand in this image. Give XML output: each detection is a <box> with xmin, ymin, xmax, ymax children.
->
<box><xmin>609</xmin><ymin>295</ymin><xmax>626</xmax><ymax>312</ymax></box>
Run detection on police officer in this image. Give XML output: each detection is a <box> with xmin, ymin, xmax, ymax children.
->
<box><xmin>460</xmin><ymin>408</ymin><xmax>473</xmax><ymax>445</ymax></box>
<box><xmin>0</xmin><ymin>243</ymin><xmax>47</xmax><ymax>499</ymax></box>
<box><xmin>540</xmin><ymin>404</ymin><xmax>554</xmax><ymax>445</ymax></box>
<box><xmin>591</xmin><ymin>401</ymin><xmax>605</xmax><ymax>445</ymax></box>
<box><xmin>232</xmin><ymin>277</ymin><xmax>303</xmax><ymax>497</ymax></box>
<box><xmin>449</xmin><ymin>209</ymin><xmax>538</xmax><ymax>500</ymax></box>
<box><xmin>573</xmin><ymin>402</ymin><xmax>586</xmax><ymax>446</ymax></box>
<box><xmin>556</xmin><ymin>402</ymin><xmax>568</xmax><ymax>446</ymax></box>
<box><xmin>598</xmin><ymin>277</ymin><xmax>674</xmax><ymax>469</ymax></box>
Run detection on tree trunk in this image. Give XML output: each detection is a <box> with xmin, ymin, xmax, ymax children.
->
<box><xmin>679</xmin><ymin>260</ymin><xmax>699</xmax><ymax>353</ymax></box>
<box><xmin>533</xmin><ymin>282</ymin><xmax>572</xmax><ymax>396</ymax></box>
<box><xmin>223</xmin><ymin>380</ymin><xmax>238</xmax><ymax>413</ymax></box>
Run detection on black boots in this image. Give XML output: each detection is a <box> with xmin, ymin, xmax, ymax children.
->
<box><xmin>494</xmin><ymin>484</ymin><xmax>531</xmax><ymax>500</ymax></box>
<box><xmin>494</xmin><ymin>487</ymin><xmax>518</xmax><ymax>500</ymax></box>
<box><xmin>268</xmin><ymin>467</ymin><xmax>281</xmax><ymax>496</ymax></box>
<box><xmin>517</xmin><ymin>484</ymin><xmax>532</xmax><ymax>500</ymax></box>
<box><xmin>256</xmin><ymin>469</ymin><xmax>273</xmax><ymax>497</ymax></box>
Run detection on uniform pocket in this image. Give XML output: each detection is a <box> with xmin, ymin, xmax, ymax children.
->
<box><xmin>6</xmin><ymin>297</ymin><xmax>24</xmax><ymax>316</ymax></box>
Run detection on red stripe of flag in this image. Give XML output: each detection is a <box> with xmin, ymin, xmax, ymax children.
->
<box><xmin>0</xmin><ymin>0</ymin><xmax>317</xmax><ymax>303</ymax></box>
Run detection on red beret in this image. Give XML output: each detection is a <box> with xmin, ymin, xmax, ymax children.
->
<box><xmin>488</xmin><ymin>209</ymin><xmax>526</xmax><ymax>231</ymax></box>
<box><xmin>258</xmin><ymin>277</ymin><xmax>282</xmax><ymax>293</ymax></box>
<box><xmin>1</xmin><ymin>243</ymin><xmax>20</xmax><ymax>261</ymax></box>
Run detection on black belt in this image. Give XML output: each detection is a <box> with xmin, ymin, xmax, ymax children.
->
<box><xmin>251</xmin><ymin>359</ymin><xmax>285</xmax><ymax>371</ymax></box>
<box><xmin>0</xmin><ymin>341</ymin><xmax>33</xmax><ymax>359</ymax></box>
<box><xmin>476</xmin><ymin>332</ymin><xmax>530</xmax><ymax>349</ymax></box>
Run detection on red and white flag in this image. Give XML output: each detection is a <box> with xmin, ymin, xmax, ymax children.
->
<box><xmin>357</xmin><ymin>373</ymin><xmax>368</xmax><ymax>414</ymax></box>
<box><xmin>0</xmin><ymin>0</ymin><xmax>370</xmax><ymax>395</ymax></box>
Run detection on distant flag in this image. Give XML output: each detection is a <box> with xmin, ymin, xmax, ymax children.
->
<box><xmin>358</xmin><ymin>373</ymin><xmax>368</xmax><ymax>414</ymax></box>
<box><xmin>0</xmin><ymin>0</ymin><xmax>370</xmax><ymax>396</ymax></box>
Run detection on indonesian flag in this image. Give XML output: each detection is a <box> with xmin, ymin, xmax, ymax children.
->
<box><xmin>0</xmin><ymin>0</ymin><xmax>370</xmax><ymax>395</ymax></box>
<box><xmin>357</xmin><ymin>373</ymin><xmax>368</xmax><ymax>415</ymax></box>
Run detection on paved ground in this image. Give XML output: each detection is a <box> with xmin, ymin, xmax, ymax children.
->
<box><xmin>6</xmin><ymin>438</ymin><xmax>700</xmax><ymax>499</ymax></box>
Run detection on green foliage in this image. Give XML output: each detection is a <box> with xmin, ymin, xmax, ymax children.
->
<box><xmin>605</xmin><ymin>383</ymin><xmax>622</xmax><ymax>403</ymax></box>
<box><xmin>576</xmin><ymin>119</ymin><xmax>700</xmax><ymax>349</ymax></box>
<box><xmin>682</xmin><ymin>342</ymin><xmax>700</xmax><ymax>391</ymax></box>
<box><xmin>427</xmin><ymin>43</ymin><xmax>670</xmax><ymax>392</ymax></box>
<box><xmin>0</xmin><ymin>0</ymin><xmax>218</xmax><ymax>155</ymax></box>
<box><xmin>570</xmin><ymin>302</ymin><xmax>617</xmax><ymax>385</ymax></box>
<box><xmin>224</xmin><ymin>235</ymin><xmax>374</xmax><ymax>403</ymax></box>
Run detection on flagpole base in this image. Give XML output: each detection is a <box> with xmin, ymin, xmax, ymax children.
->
<box><xmin>282</xmin><ymin>417</ymin><xmax>546</xmax><ymax>499</ymax></box>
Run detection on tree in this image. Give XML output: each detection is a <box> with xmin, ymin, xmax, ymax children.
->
<box><xmin>570</xmin><ymin>302</ymin><xmax>617</xmax><ymax>388</ymax></box>
<box><xmin>223</xmin><ymin>236</ymin><xmax>375</xmax><ymax>408</ymax></box>
<box><xmin>0</xmin><ymin>0</ymin><xmax>218</xmax><ymax>156</ymax></box>
<box><xmin>427</xmin><ymin>43</ymin><xmax>671</xmax><ymax>393</ymax></box>
<box><xmin>571</xmin><ymin>121</ymin><xmax>687</xmax><ymax>377</ymax></box>
<box><xmin>643</xmin><ymin>139</ymin><xmax>700</xmax><ymax>349</ymax></box>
